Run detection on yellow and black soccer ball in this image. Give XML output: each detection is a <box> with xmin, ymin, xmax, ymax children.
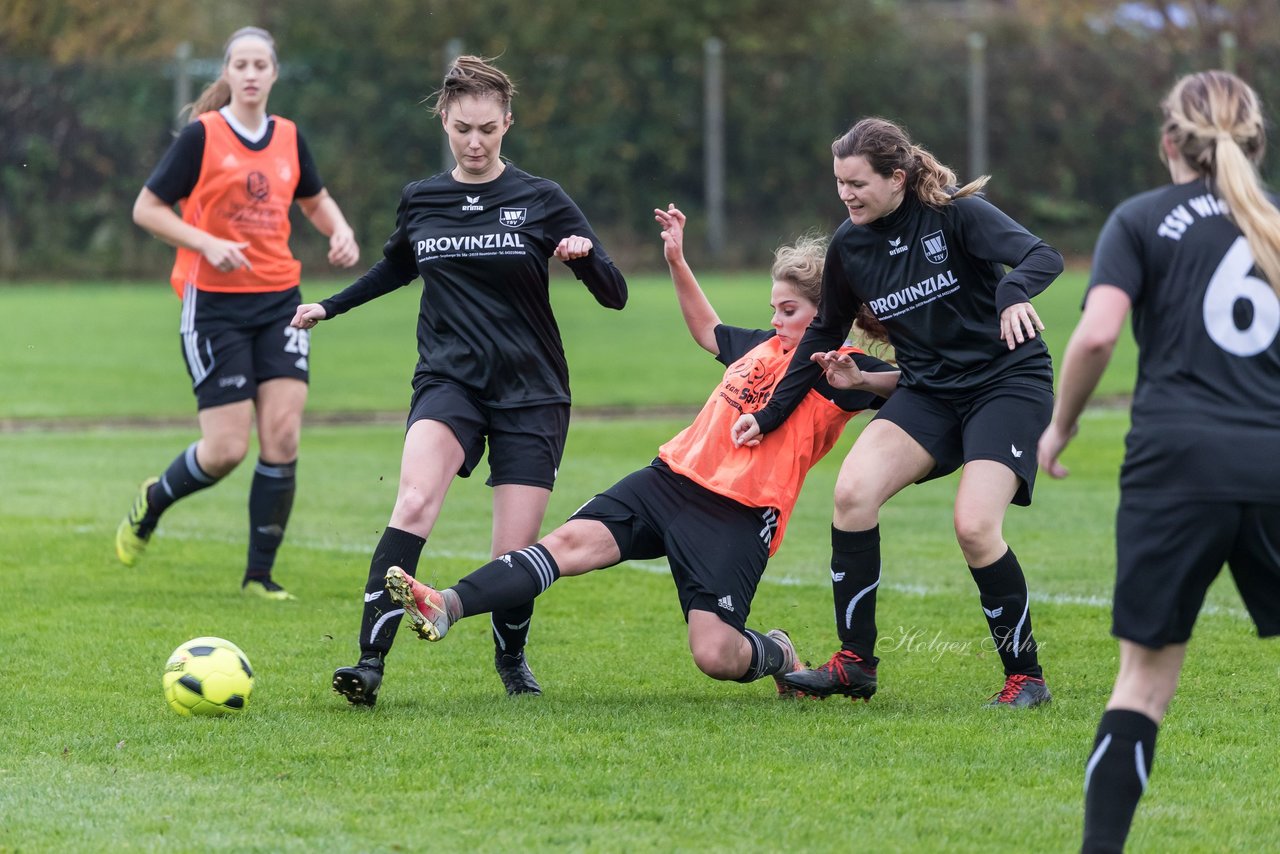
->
<box><xmin>162</xmin><ymin>637</ymin><xmax>254</xmax><ymax>717</ymax></box>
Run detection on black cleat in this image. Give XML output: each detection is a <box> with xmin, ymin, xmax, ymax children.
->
<box><xmin>782</xmin><ymin>649</ymin><xmax>877</xmax><ymax>701</ymax></box>
<box><xmin>987</xmin><ymin>674</ymin><xmax>1051</xmax><ymax>709</ymax></box>
<box><xmin>333</xmin><ymin>656</ymin><xmax>384</xmax><ymax>707</ymax></box>
<box><xmin>495</xmin><ymin>652</ymin><xmax>541</xmax><ymax>696</ymax></box>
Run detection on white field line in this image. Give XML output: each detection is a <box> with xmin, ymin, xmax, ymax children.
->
<box><xmin>83</xmin><ymin>524</ymin><xmax>1251</xmax><ymax>622</ymax></box>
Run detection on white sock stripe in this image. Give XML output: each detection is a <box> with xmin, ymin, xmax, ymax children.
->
<box><xmin>1134</xmin><ymin>741</ymin><xmax>1149</xmax><ymax>791</ymax></box>
<box><xmin>254</xmin><ymin>460</ymin><xmax>294</xmax><ymax>478</ymax></box>
<box><xmin>491</xmin><ymin>616</ymin><xmax>507</xmax><ymax>651</ymax></box>
<box><xmin>1011</xmin><ymin>599</ymin><xmax>1030</xmax><ymax>658</ymax></box>
<box><xmin>844</xmin><ymin>572</ymin><xmax>882</xmax><ymax>630</ymax></box>
<box><xmin>519</xmin><ymin>546</ymin><xmax>554</xmax><ymax>592</ymax></box>
<box><xmin>184</xmin><ymin>442</ymin><xmax>215</xmax><ymax>484</ymax></box>
<box><xmin>369</xmin><ymin>608</ymin><xmax>404</xmax><ymax>643</ymax></box>
<box><xmin>1083</xmin><ymin>733</ymin><xmax>1112</xmax><ymax>794</ymax></box>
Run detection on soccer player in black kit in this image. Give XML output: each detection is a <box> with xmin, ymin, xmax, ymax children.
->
<box><xmin>733</xmin><ymin>117</ymin><xmax>1063</xmax><ymax>707</ymax></box>
<box><xmin>293</xmin><ymin>56</ymin><xmax>627</xmax><ymax>705</ymax></box>
<box><xmin>1038</xmin><ymin>71</ymin><xmax>1280</xmax><ymax>853</ymax></box>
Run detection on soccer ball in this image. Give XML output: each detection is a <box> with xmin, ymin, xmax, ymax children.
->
<box><xmin>162</xmin><ymin>637</ymin><xmax>254</xmax><ymax>717</ymax></box>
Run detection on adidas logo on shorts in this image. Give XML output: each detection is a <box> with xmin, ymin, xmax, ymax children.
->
<box><xmin>717</xmin><ymin>595</ymin><xmax>734</xmax><ymax>613</ymax></box>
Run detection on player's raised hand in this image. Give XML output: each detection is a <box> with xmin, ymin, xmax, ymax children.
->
<box><xmin>655</xmin><ymin>203</ymin><xmax>687</xmax><ymax>266</ymax></box>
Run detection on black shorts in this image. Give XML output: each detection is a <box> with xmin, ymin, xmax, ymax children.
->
<box><xmin>569</xmin><ymin>461</ymin><xmax>775</xmax><ymax>632</ymax></box>
<box><xmin>408</xmin><ymin>375</ymin><xmax>569</xmax><ymax>489</ymax></box>
<box><xmin>872</xmin><ymin>379</ymin><xmax>1053</xmax><ymax>506</ymax></box>
<box><xmin>1114</xmin><ymin>495</ymin><xmax>1280</xmax><ymax>647</ymax></box>
<box><xmin>179</xmin><ymin>286</ymin><xmax>309</xmax><ymax>410</ymax></box>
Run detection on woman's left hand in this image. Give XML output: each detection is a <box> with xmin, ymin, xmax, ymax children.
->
<box><xmin>812</xmin><ymin>350</ymin><xmax>864</xmax><ymax>389</ymax></box>
<box><xmin>1000</xmin><ymin>301</ymin><xmax>1044</xmax><ymax>350</ymax></box>
<box><xmin>554</xmin><ymin>235</ymin><xmax>594</xmax><ymax>261</ymax></box>
<box><xmin>328</xmin><ymin>228</ymin><xmax>360</xmax><ymax>268</ymax></box>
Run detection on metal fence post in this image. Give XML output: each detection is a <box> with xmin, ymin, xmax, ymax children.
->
<box><xmin>967</xmin><ymin>31</ymin><xmax>988</xmax><ymax>181</ymax></box>
<box><xmin>174</xmin><ymin>41</ymin><xmax>192</xmax><ymax>130</ymax></box>
<box><xmin>442</xmin><ymin>38</ymin><xmax>464</xmax><ymax>174</ymax></box>
<box><xmin>704</xmin><ymin>37</ymin><xmax>725</xmax><ymax>262</ymax></box>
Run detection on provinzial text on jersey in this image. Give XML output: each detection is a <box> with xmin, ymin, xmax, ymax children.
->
<box><xmin>867</xmin><ymin>269</ymin><xmax>958</xmax><ymax>317</ymax></box>
<box><xmin>416</xmin><ymin>232</ymin><xmax>526</xmax><ymax>257</ymax></box>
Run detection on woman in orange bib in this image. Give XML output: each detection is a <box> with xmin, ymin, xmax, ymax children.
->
<box><xmin>382</xmin><ymin>205</ymin><xmax>898</xmax><ymax>695</ymax></box>
<box><xmin>116</xmin><ymin>26</ymin><xmax>359</xmax><ymax>600</ymax></box>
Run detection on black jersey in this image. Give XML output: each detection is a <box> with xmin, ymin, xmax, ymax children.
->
<box><xmin>715</xmin><ymin>325</ymin><xmax>890</xmax><ymax>413</ymax></box>
<box><xmin>145</xmin><ymin>113</ymin><xmax>324</xmax><ymax>204</ymax></box>
<box><xmin>754</xmin><ymin>192</ymin><xmax>1062</xmax><ymax>433</ymax></box>
<box><xmin>319</xmin><ymin>165</ymin><xmax>627</xmax><ymax>408</ymax></box>
<box><xmin>1090</xmin><ymin>180</ymin><xmax>1280</xmax><ymax>501</ymax></box>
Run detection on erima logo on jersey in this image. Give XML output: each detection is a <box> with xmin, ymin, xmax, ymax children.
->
<box><xmin>922</xmin><ymin>230</ymin><xmax>948</xmax><ymax>264</ymax></box>
<box><xmin>416</xmin><ymin>233</ymin><xmax>526</xmax><ymax>257</ymax></box>
<box><xmin>500</xmin><ymin>207</ymin><xmax>527</xmax><ymax>228</ymax></box>
<box><xmin>717</xmin><ymin>595</ymin><xmax>735</xmax><ymax>613</ymax></box>
<box><xmin>1010</xmin><ymin>444</ymin><xmax>1023</xmax><ymax>458</ymax></box>
<box><xmin>462</xmin><ymin>194</ymin><xmax>484</xmax><ymax>211</ymax></box>
<box><xmin>888</xmin><ymin>236</ymin><xmax>908</xmax><ymax>256</ymax></box>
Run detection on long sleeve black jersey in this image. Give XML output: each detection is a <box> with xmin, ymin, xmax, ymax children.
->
<box><xmin>320</xmin><ymin>165</ymin><xmax>627</xmax><ymax>408</ymax></box>
<box><xmin>1091</xmin><ymin>180</ymin><xmax>1280</xmax><ymax>501</ymax></box>
<box><xmin>754</xmin><ymin>192</ymin><xmax>1062</xmax><ymax>433</ymax></box>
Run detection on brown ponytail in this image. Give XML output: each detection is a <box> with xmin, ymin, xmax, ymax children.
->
<box><xmin>832</xmin><ymin>117</ymin><xmax>988</xmax><ymax>209</ymax></box>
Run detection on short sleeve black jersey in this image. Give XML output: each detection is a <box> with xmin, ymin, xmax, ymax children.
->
<box><xmin>144</xmin><ymin>115</ymin><xmax>324</xmax><ymax>204</ymax></box>
<box><xmin>320</xmin><ymin>165</ymin><xmax>628</xmax><ymax>408</ymax></box>
<box><xmin>753</xmin><ymin>192</ymin><xmax>1062</xmax><ymax>433</ymax></box>
<box><xmin>714</xmin><ymin>325</ymin><xmax>890</xmax><ymax>413</ymax></box>
<box><xmin>1090</xmin><ymin>180</ymin><xmax>1280</xmax><ymax>500</ymax></box>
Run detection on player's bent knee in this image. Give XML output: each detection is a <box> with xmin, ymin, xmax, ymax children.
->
<box><xmin>690</xmin><ymin>647</ymin><xmax>741</xmax><ymax>680</ymax></box>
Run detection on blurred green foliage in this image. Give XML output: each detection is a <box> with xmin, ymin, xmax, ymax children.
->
<box><xmin>4</xmin><ymin>0</ymin><xmax>1280</xmax><ymax>278</ymax></box>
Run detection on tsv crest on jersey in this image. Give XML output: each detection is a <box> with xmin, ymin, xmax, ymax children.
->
<box><xmin>921</xmin><ymin>230</ymin><xmax>948</xmax><ymax>264</ymax></box>
<box><xmin>499</xmin><ymin>207</ymin><xmax>527</xmax><ymax>228</ymax></box>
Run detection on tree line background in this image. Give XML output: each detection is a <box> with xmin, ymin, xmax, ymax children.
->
<box><xmin>4</xmin><ymin>0</ymin><xmax>1280</xmax><ymax>280</ymax></box>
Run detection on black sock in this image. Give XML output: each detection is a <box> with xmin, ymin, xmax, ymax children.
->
<box><xmin>452</xmin><ymin>544</ymin><xmax>560</xmax><ymax>617</ymax></box>
<box><xmin>970</xmin><ymin>548</ymin><xmax>1042</xmax><ymax>678</ymax></box>
<box><xmin>358</xmin><ymin>526</ymin><xmax>427</xmax><ymax>659</ymax></box>
<box><xmin>244</xmin><ymin>458</ymin><xmax>296</xmax><ymax>582</ymax></box>
<box><xmin>1082</xmin><ymin>709</ymin><xmax>1158</xmax><ymax>854</ymax></box>
<box><xmin>733</xmin><ymin>628</ymin><xmax>787</xmax><ymax>683</ymax></box>
<box><xmin>492</xmin><ymin>601</ymin><xmax>535</xmax><ymax>659</ymax></box>
<box><xmin>832</xmin><ymin>525</ymin><xmax>881</xmax><ymax>665</ymax></box>
<box><xmin>143</xmin><ymin>442</ymin><xmax>220</xmax><ymax>534</ymax></box>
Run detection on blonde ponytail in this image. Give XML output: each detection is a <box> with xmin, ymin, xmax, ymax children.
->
<box><xmin>1164</xmin><ymin>70</ymin><xmax>1280</xmax><ymax>295</ymax></box>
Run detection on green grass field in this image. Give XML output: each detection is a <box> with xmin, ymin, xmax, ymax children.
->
<box><xmin>1</xmin><ymin>273</ymin><xmax>1274</xmax><ymax>852</ymax></box>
